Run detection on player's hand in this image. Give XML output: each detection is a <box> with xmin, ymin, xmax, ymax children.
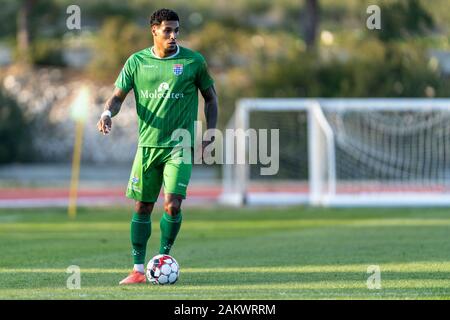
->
<box><xmin>97</xmin><ymin>115</ymin><xmax>112</xmax><ymax>135</ymax></box>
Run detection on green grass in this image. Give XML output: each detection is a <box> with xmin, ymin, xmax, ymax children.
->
<box><xmin>1</xmin><ymin>206</ymin><xmax>450</xmax><ymax>299</ymax></box>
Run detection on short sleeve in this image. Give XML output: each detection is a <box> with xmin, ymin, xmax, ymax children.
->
<box><xmin>114</xmin><ymin>56</ymin><xmax>135</xmax><ymax>92</ymax></box>
<box><xmin>195</xmin><ymin>56</ymin><xmax>214</xmax><ymax>91</ymax></box>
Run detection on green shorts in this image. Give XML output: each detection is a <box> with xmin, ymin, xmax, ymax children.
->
<box><xmin>126</xmin><ymin>147</ymin><xmax>193</xmax><ymax>202</ymax></box>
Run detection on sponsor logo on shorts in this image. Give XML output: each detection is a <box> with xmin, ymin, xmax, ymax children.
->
<box><xmin>178</xmin><ymin>182</ymin><xmax>187</xmax><ymax>187</ymax></box>
<box><xmin>128</xmin><ymin>185</ymin><xmax>141</xmax><ymax>193</ymax></box>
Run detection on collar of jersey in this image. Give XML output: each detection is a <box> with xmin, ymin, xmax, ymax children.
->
<box><xmin>150</xmin><ymin>45</ymin><xmax>180</xmax><ymax>59</ymax></box>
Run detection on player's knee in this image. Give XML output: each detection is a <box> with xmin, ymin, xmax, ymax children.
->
<box><xmin>135</xmin><ymin>201</ymin><xmax>154</xmax><ymax>215</ymax></box>
<box><xmin>164</xmin><ymin>200</ymin><xmax>181</xmax><ymax>216</ymax></box>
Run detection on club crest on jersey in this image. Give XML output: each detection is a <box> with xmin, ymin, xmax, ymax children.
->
<box><xmin>173</xmin><ymin>64</ymin><xmax>183</xmax><ymax>76</ymax></box>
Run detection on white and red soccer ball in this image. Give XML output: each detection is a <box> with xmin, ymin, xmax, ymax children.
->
<box><xmin>146</xmin><ymin>254</ymin><xmax>180</xmax><ymax>285</ymax></box>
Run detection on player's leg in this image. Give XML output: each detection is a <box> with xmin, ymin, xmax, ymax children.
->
<box><xmin>159</xmin><ymin>147</ymin><xmax>192</xmax><ymax>254</ymax></box>
<box><xmin>121</xmin><ymin>147</ymin><xmax>163</xmax><ymax>284</ymax></box>
<box><xmin>160</xmin><ymin>193</ymin><xmax>184</xmax><ymax>254</ymax></box>
<box><xmin>130</xmin><ymin>201</ymin><xmax>154</xmax><ymax>273</ymax></box>
<box><xmin>120</xmin><ymin>201</ymin><xmax>154</xmax><ymax>285</ymax></box>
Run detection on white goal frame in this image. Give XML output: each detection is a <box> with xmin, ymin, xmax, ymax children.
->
<box><xmin>220</xmin><ymin>98</ymin><xmax>450</xmax><ymax>207</ymax></box>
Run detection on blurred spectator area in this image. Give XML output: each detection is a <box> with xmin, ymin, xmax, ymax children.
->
<box><xmin>0</xmin><ymin>163</ymin><xmax>219</xmax><ymax>188</ymax></box>
<box><xmin>2</xmin><ymin>0</ymin><xmax>450</xmax><ymax>168</ymax></box>
<box><xmin>0</xmin><ymin>44</ymin><xmax>12</xmax><ymax>66</ymax></box>
<box><xmin>429</xmin><ymin>50</ymin><xmax>450</xmax><ymax>76</ymax></box>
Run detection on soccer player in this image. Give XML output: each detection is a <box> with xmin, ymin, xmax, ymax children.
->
<box><xmin>97</xmin><ymin>8</ymin><xmax>218</xmax><ymax>284</ymax></box>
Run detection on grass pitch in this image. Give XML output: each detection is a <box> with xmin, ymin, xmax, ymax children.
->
<box><xmin>1</xmin><ymin>205</ymin><xmax>450</xmax><ymax>299</ymax></box>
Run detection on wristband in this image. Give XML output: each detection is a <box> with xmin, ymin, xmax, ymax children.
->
<box><xmin>101</xmin><ymin>110</ymin><xmax>112</xmax><ymax>118</ymax></box>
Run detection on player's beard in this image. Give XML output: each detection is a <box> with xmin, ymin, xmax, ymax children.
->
<box><xmin>166</xmin><ymin>42</ymin><xmax>177</xmax><ymax>54</ymax></box>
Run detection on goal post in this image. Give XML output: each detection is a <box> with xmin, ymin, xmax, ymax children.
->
<box><xmin>220</xmin><ymin>98</ymin><xmax>450</xmax><ymax>207</ymax></box>
<box><xmin>308</xmin><ymin>100</ymin><xmax>336</xmax><ymax>206</ymax></box>
<box><xmin>220</xmin><ymin>102</ymin><xmax>249</xmax><ymax>206</ymax></box>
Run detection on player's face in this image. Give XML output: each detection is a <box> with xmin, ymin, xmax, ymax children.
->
<box><xmin>152</xmin><ymin>20</ymin><xmax>179</xmax><ymax>53</ymax></box>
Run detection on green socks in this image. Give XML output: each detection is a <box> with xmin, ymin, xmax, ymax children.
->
<box><xmin>130</xmin><ymin>212</ymin><xmax>151</xmax><ymax>264</ymax></box>
<box><xmin>130</xmin><ymin>211</ymin><xmax>182</xmax><ymax>263</ymax></box>
<box><xmin>159</xmin><ymin>211</ymin><xmax>182</xmax><ymax>254</ymax></box>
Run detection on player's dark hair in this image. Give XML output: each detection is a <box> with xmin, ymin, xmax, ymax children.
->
<box><xmin>150</xmin><ymin>8</ymin><xmax>179</xmax><ymax>26</ymax></box>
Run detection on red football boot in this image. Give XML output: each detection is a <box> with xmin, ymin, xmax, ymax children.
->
<box><xmin>119</xmin><ymin>270</ymin><xmax>146</xmax><ymax>285</ymax></box>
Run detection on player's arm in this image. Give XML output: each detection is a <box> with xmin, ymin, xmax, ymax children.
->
<box><xmin>201</xmin><ymin>85</ymin><xmax>218</xmax><ymax>130</ymax></box>
<box><xmin>200</xmin><ymin>85</ymin><xmax>218</xmax><ymax>148</ymax></box>
<box><xmin>97</xmin><ymin>87</ymin><xmax>129</xmax><ymax>135</ymax></box>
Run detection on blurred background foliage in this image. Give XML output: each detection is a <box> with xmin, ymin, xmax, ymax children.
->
<box><xmin>0</xmin><ymin>88</ymin><xmax>30</xmax><ymax>163</ymax></box>
<box><xmin>1</xmin><ymin>0</ymin><xmax>450</xmax><ymax>163</ymax></box>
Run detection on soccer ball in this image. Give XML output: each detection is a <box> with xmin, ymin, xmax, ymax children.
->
<box><xmin>146</xmin><ymin>254</ymin><xmax>180</xmax><ymax>285</ymax></box>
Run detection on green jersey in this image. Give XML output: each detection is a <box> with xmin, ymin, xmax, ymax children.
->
<box><xmin>115</xmin><ymin>45</ymin><xmax>214</xmax><ymax>147</ymax></box>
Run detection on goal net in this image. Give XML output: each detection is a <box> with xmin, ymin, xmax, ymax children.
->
<box><xmin>220</xmin><ymin>98</ymin><xmax>450</xmax><ymax>207</ymax></box>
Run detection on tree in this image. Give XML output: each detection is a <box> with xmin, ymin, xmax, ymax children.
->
<box><xmin>16</xmin><ymin>0</ymin><xmax>34</xmax><ymax>66</ymax></box>
<box><xmin>377</xmin><ymin>0</ymin><xmax>434</xmax><ymax>42</ymax></box>
<box><xmin>0</xmin><ymin>89</ymin><xmax>31</xmax><ymax>163</ymax></box>
<box><xmin>302</xmin><ymin>0</ymin><xmax>320</xmax><ymax>50</ymax></box>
